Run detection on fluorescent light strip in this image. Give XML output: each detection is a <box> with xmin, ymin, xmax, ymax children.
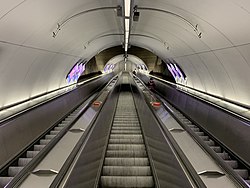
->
<box><xmin>125</xmin><ymin>19</ymin><xmax>130</xmax><ymax>31</ymax></box>
<box><xmin>125</xmin><ymin>37</ymin><xmax>129</xmax><ymax>44</ymax></box>
<box><xmin>125</xmin><ymin>43</ymin><xmax>128</xmax><ymax>51</ymax></box>
<box><xmin>125</xmin><ymin>31</ymin><xmax>129</xmax><ymax>36</ymax></box>
<box><xmin>125</xmin><ymin>0</ymin><xmax>131</xmax><ymax>17</ymax></box>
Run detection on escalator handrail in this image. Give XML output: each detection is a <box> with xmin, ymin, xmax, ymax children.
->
<box><xmin>6</xmin><ymin>75</ymin><xmax>118</xmax><ymax>188</ymax></box>
<box><xmin>133</xmin><ymin>76</ymin><xmax>207</xmax><ymax>188</ymax></box>
<box><xmin>0</xmin><ymin>74</ymin><xmax>106</xmax><ymax>125</ymax></box>
<box><xmin>49</xmin><ymin>75</ymin><xmax>119</xmax><ymax>188</ymax></box>
<box><xmin>158</xmin><ymin>93</ymin><xmax>250</xmax><ymax>188</ymax></box>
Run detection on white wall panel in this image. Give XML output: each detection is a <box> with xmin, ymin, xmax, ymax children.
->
<box><xmin>198</xmin><ymin>52</ymin><xmax>235</xmax><ymax>98</ymax></box>
<box><xmin>214</xmin><ymin>48</ymin><xmax>250</xmax><ymax>104</ymax></box>
<box><xmin>186</xmin><ymin>54</ymin><xmax>216</xmax><ymax>93</ymax></box>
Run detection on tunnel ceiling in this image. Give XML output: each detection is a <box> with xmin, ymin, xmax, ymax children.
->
<box><xmin>0</xmin><ymin>0</ymin><xmax>250</xmax><ymax>108</ymax></box>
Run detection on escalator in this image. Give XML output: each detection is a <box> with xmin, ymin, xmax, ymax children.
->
<box><xmin>100</xmin><ymin>82</ymin><xmax>154</xmax><ymax>187</ymax></box>
<box><xmin>0</xmin><ymin>101</ymin><xmax>88</xmax><ymax>188</ymax></box>
<box><xmin>172</xmin><ymin>109</ymin><xmax>250</xmax><ymax>185</ymax></box>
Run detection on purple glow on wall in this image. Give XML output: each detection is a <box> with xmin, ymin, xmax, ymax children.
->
<box><xmin>66</xmin><ymin>61</ymin><xmax>85</xmax><ymax>84</ymax></box>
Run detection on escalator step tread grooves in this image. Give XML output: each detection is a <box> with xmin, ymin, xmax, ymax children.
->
<box><xmin>34</xmin><ymin>144</ymin><xmax>45</xmax><ymax>151</ymax></box>
<box><xmin>8</xmin><ymin>167</ymin><xmax>23</xmax><ymax>177</ymax></box>
<box><xmin>176</xmin><ymin>111</ymin><xmax>250</xmax><ymax>185</ymax></box>
<box><xmin>0</xmin><ymin>105</ymin><xmax>82</xmax><ymax>187</ymax></box>
<box><xmin>18</xmin><ymin>158</ymin><xmax>32</xmax><ymax>166</ymax></box>
<box><xmin>100</xmin><ymin>88</ymin><xmax>154</xmax><ymax>188</ymax></box>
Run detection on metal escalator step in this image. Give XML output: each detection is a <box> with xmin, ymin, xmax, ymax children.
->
<box><xmin>104</xmin><ymin>158</ymin><xmax>149</xmax><ymax>166</ymax></box>
<box><xmin>205</xmin><ymin>140</ymin><xmax>215</xmax><ymax>146</ymax></box>
<box><xmin>102</xmin><ymin>166</ymin><xmax>151</xmax><ymax>176</ymax></box>
<box><xmin>188</xmin><ymin>124</ymin><xmax>197</xmax><ymax>128</ymax></box>
<box><xmin>114</xmin><ymin>118</ymin><xmax>138</xmax><ymax>120</ymax></box>
<box><xmin>0</xmin><ymin>177</ymin><xmax>13</xmax><ymax>187</ymax></box>
<box><xmin>217</xmin><ymin>152</ymin><xmax>229</xmax><ymax>160</ymax></box>
<box><xmin>191</xmin><ymin>127</ymin><xmax>200</xmax><ymax>132</ymax></box>
<box><xmin>8</xmin><ymin>166</ymin><xmax>23</xmax><ymax>176</ymax></box>
<box><xmin>18</xmin><ymin>158</ymin><xmax>32</xmax><ymax>166</ymax></box>
<box><xmin>40</xmin><ymin>139</ymin><xmax>50</xmax><ymax>145</ymax></box>
<box><xmin>225</xmin><ymin>160</ymin><xmax>239</xmax><ymax>169</ymax></box>
<box><xmin>113</xmin><ymin>121</ymin><xmax>139</xmax><ymax>124</ymax></box>
<box><xmin>109</xmin><ymin>138</ymin><xmax>144</xmax><ymax>144</ymax></box>
<box><xmin>110</xmin><ymin>134</ymin><xmax>142</xmax><ymax>139</ymax></box>
<box><xmin>65</xmin><ymin>117</ymin><xmax>73</xmax><ymax>121</ymax></box>
<box><xmin>113</xmin><ymin>124</ymin><xmax>140</xmax><ymax>127</ymax></box>
<box><xmin>106</xmin><ymin>150</ymin><xmax>147</xmax><ymax>157</ymax></box>
<box><xmin>234</xmin><ymin>169</ymin><xmax>249</xmax><ymax>180</ymax></box>
<box><xmin>112</xmin><ymin>127</ymin><xmax>141</xmax><ymax>130</ymax></box>
<box><xmin>58</xmin><ymin>123</ymin><xmax>66</xmax><ymax>127</ymax></box>
<box><xmin>50</xmin><ymin>131</ymin><xmax>59</xmax><ymax>135</ymax></box>
<box><xmin>195</xmin><ymin>132</ymin><xmax>205</xmax><ymax>136</ymax></box>
<box><xmin>45</xmin><ymin>135</ymin><xmax>55</xmax><ymax>139</ymax></box>
<box><xmin>182</xmin><ymin>120</ymin><xmax>192</xmax><ymax>124</ymax></box>
<box><xmin>199</xmin><ymin>136</ymin><xmax>209</xmax><ymax>141</ymax></box>
<box><xmin>54</xmin><ymin>127</ymin><xmax>64</xmax><ymax>131</ymax></box>
<box><xmin>115</xmin><ymin>115</ymin><xmax>138</xmax><ymax>118</ymax></box>
<box><xmin>210</xmin><ymin>146</ymin><xmax>222</xmax><ymax>153</ymax></box>
<box><xmin>34</xmin><ymin>145</ymin><xmax>45</xmax><ymax>151</ymax></box>
<box><xmin>26</xmin><ymin>151</ymin><xmax>40</xmax><ymax>158</ymax></box>
<box><xmin>101</xmin><ymin>176</ymin><xmax>154</xmax><ymax>188</ymax></box>
<box><xmin>108</xmin><ymin>144</ymin><xmax>146</xmax><ymax>150</ymax></box>
<box><xmin>111</xmin><ymin>130</ymin><xmax>142</xmax><ymax>134</ymax></box>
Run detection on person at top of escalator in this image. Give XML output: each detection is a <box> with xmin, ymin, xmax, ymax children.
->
<box><xmin>148</xmin><ymin>77</ymin><xmax>156</xmax><ymax>91</ymax></box>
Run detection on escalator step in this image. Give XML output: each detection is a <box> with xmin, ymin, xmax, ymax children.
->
<box><xmin>182</xmin><ymin>120</ymin><xmax>192</xmax><ymax>124</ymax></box>
<box><xmin>225</xmin><ymin>160</ymin><xmax>239</xmax><ymax>169</ymax></box>
<box><xmin>113</xmin><ymin>124</ymin><xmax>140</xmax><ymax>127</ymax></box>
<box><xmin>40</xmin><ymin>139</ymin><xmax>50</xmax><ymax>145</ymax></box>
<box><xmin>109</xmin><ymin>139</ymin><xmax>144</xmax><ymax>144</ymax></box>
<box><xmin>34</xmin><ymin>145</ymin><xmax>45</xmax><ymax>151</ymax></box>
<box><xmin>54</xmin><ymin>127</ymin><xmax>64</xmax><ymax>131</ymax></box>
<box><xmin>110</xmin><ymin>135</ymin><xmax>143</xmax><ymax>139</ymax></box>
<box><xmin>104</xmin><ymin>158</ymin><xmax>149</xmax><ymax>166</ymax></box>
<box><xmin>101</xmin><ymin>176</ymin><xmax>154</xmax><ymax>187</ymax></box>
<box><xmin>45</xmin><ymin>135</ymin><xmax>55</xmax><ymax>139</ymax></box>
<box><xmin>111</xmin><ymin>130</ymin><xmax>142</xmax><ymax>134</ymax></box>
<box><xmin>0</xmin><ymin>177</ymin><xmax>13</xmax><ymax>187</ymax></box>
<box><xmin>188</xmin><ymin>124</ymin><xmax>197</xmax><ymax>128</ymax></box>
<box><xmin>8</xmin><ymin>166</ymin><xmax>23</xmax><ymax>176</ymax></box>
<box><xmin>58</xmin><ymin>123</ymin><xmax>66</xmax><ymax>127</ymax></box>
<box><xmin>217</xmin><ymin>152</ymin><xmax>229</xmax><ymax>160</ymax></box>
<box><xmin>106</xmin><ymin>150</ymin><xmax>147</xmax><ymax>157</ymax></box>
<box><xmin>199</xmin><ymin>136</ymin><xmax>209</xmax><ymax>141</ymax></box>
<box><xmin>191</xmin><ymin>128</ymin><xmax>200</xmax><ymax>132</ymax></box>
<box><xmin>112</xmin><ymin>127</ymin><xmax>141</xmax><ymax>130</ymax></box>
<box><xmin>26</xmin><ymin>151</ymin><xmax>40</xmax><ymax>158</ymax></box>
<box><xmin>108</xmin><ymin>144</ymin><xmax>146</xmax><ymax>151</ymax></box>
<box><xmin>50</xmin><ymin>131</ymin><xmax>59</xmax><ymax>135</ymax></box>
<box><xmin>234</xmin><ymin>169</ymin><xmax>249</xmax><ymax>180</ymax></box>
<box><xmin>18</xmin><ymin>158</ymin><xmax>32</xmax><ymax>166</ymax></box>
<box><xmin>205</xmin><ymin>140</ymin><xmax>215</xmax><ymax>146</ymax></box>
<box><xmin>102</xmin><ymin>166</ymin><xmax>151</xmax><ymax>176</ymax></box>
<box><xmin>196</xmin><ymin>132</ymin><xmax>205</xmax><ymax>136</ymax></box>
<box><xmin>114</xmin><ymin>117</ymin><xmax>138</xmax><ymax>120</ymax></box>
<box><xmin>210</xmin><ymin>146</ymin><xmax>222</xmax><ymax>153</ymax></box>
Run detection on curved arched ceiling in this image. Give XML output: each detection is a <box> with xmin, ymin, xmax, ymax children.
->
<box><xmin>0</xmin><ymin>0</ymin><xmax>250</xmax><ymax>108</ymax></box>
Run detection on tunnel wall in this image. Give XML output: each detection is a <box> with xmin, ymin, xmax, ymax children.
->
<box><xmin>0</xmin><ymin>74</ymin><xmax>113</xmax><ymax>168</ymax></box>
<box><xmin>137</xmin><ymin>73</ymin><xmax>250</xmax><ymax>167</ymax></box>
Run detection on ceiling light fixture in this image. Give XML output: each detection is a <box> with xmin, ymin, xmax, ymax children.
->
<box><xmin>123</xmin><ymin>0</ymin><xmax>132</xmax><ymax>54</ymax></box>
<box><xmin>124</xmin><ymin>0</ymin><xmax>131</xmax><ymax>17</ymax></box>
